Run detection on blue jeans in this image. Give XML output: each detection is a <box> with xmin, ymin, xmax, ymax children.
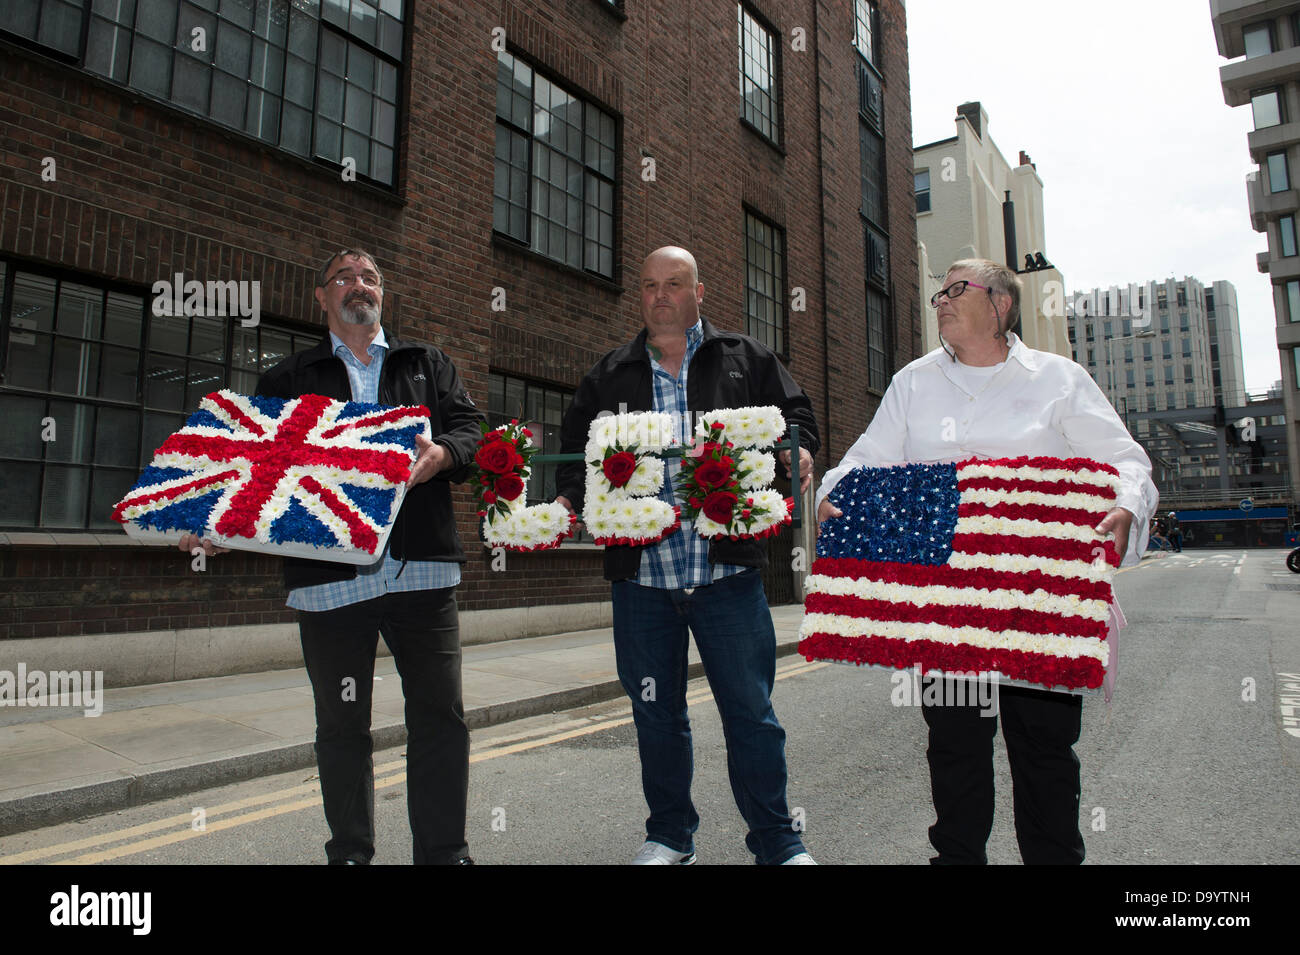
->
<box><xmin>610</xmin><ymin>568</ymin><xmax>805</xmax><ymax>864</ymax></box>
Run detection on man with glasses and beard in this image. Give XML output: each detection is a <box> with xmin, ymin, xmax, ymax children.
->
<box><xmin>181</xmin><ymin>249</ymin><xmax>484</xmax><ymax>864</ymax></box>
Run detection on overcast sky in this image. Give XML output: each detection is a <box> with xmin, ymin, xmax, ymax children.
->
<box><xmin>908</xmin><ymin>0</ymin><xmax>1279</xmax><ymax>392</ymax></box>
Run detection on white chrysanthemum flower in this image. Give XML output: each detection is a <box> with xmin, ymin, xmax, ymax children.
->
<box><xmin>737</xmin><ymin>450</ymin><xmax>776</xmax><ymax>489</ymax></box>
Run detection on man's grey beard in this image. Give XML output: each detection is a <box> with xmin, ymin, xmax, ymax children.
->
<box><xmin>340</xmin><ymin>297</ymin><xmax>380</xmax><ymax>325</ymax></box>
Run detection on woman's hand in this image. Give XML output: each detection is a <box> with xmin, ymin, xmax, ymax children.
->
<box><xmin>815</xmin><ymin>497</ymin><xmax>842</xmax><ymax>537</ymax></box>
<box><xmin>1095</xmin><ymin>507</ymin><xmax>1134</xmax><ymax>562</ymax></box>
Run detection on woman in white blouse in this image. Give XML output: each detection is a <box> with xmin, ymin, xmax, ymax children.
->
<box><xmin>815</xmin><ymin>258</ymin><xmax>1156</xmax><ymax>864</ymax></box>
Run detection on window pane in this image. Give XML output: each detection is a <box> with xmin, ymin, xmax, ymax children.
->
<box><xmin>150</xmin><ymin>311</ymin><xmax>189</xmax><ymax>354</ymax></box>
<box><xmin>1244</xmin><ymin>23</ymin><xmax>1273</xmax><ymax>58</ymax></box>
<box><xmin>4</xmin><ymin>332</ymin><xmax>52</xmax><ymax>390</ymax></box>
<box><xmin>172</xmin><ymin>53</ymin><xmax>212</xmax><ymax>113</ymax></box>
<box><xmin>1283</xmin><ymin>215</ymin><xmax>1297</xmax><ymax>257</ymax></box>
<box><xmin>0</xmin><ymin>463</ymin><xmax>40</xmax><ymax>526</ymax></box>
<box><xmin>1252</xmin><ymin>90</ymin><xmax>1282</xmax><ymax>129</ymax></box>
<box><xmin>1268</xmin><ymin>152</ymin><xmax>1289</xmax><ymax>192</ymax></box>
<box><xmin>1287</xmin><ymin>280</ymin><xmax>1300</xmax><ymax>321</ymax></box>
<box><xmin>103</xmin><ymin>292</ymin><xmax>144</xmax><ymax>347</ymax></box>
<box><xmin>11</xmin><ymin>272</ymin><xmax>57</xmax><ymax>332</ymax></box>
<box><xmin>44</xmin><ymin>400</ymin><xmax>95</xmax><ymax>463</ymax></box>
<box><xmin>186</xmin><ymin>360</ymin><xmax>226</xmax><ymax>407</ymax></box>
<box><xmin>141</xmin><ymin>411</ymin><xmax>184</xmax><ymax>465</ymax></box>
<box><xmin>0</xmin><ymin>395</ymin><xmax>47</xmax><ymax>460</ymax></box>
<box><xmin>145</xmin><ymin>352</ymin><xmax>187</xmax><ymax>408</ymax></box>
<box><xmin>100</xmin><ymin>345</ymin><xmax>140</xmax><ymax>400</ymax></box>
<box><xmin>86</xmin><ymin>17</ymin><xmax>132</xmax><ymax>82</ymax></box>
<box><xmin>211</xmin><ymin>70</ymin><xmax>248</xmax><ymax>126</ymax></box>
<box><xmin>38</xmin><ymin>0</ymin><xmax>85</xmax><ymax>56</ymax></box>
<box><xmin>90</xmin><ymin>469</ymin><xmax>138</xmax><ymax>529</ymax></box>
<box><xmin>41</xmin><ymin>465</ymin><xmax>91</xmax><ymax>528</ymax></box>
<box><xmin>52</xmin><ymin>339</ymin><xmax>101</xmax><ymax>395</ymax></box>
<box><xmin>137</xmin><ymin>0</ymin><xmax>178</xmax><ymax>43</ymax></box>
<box><xmin>130</xmin><ymin>36</ymin><xmax>173</xmax><ymax>97</ymax></box>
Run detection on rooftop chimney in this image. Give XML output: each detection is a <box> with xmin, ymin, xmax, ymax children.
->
<box><xmin>1019</xmin><ymin>150</ymin><xmax>1036</xmax><ymax>169</ymax></box>
<box><xmin>955</xmin><ymin>102</ymin><xmax>983</xmax><ymax>140</ymax></box>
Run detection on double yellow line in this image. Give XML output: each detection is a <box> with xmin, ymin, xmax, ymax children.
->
<box><xmin>1</xmin><ymin>658</ymin><xmax>827</xmax><ymax>865</ymax></box>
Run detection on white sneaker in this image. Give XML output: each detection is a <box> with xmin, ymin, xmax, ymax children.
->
<box><xmin>781</xmin><ymin>851</ymin><xmax>817</xmax><ymax>865</ymax></box>
<box><xmin>630</xmin><ymin>841</ymin><xmax>697</xmax><ymax>865</ymax></box>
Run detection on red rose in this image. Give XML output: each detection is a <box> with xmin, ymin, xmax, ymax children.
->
<box><xmin>495</xmin><ymin>473</ymin><xmax>524</xmax><ymax>501</ymax></box>
<box><xmin>702</xmin><ymin>491</ymin><xmax>737</xmax><ymax>524</ymax></box>
<box><xmin>694</xmin><ymin>457</ymin><xmax>734</xmax><ymax>489</ymax></box>
<box><xmin>483</xmin><ymin>490</ymin><xmax>497</xmax><ymax>504</ymax></box>
<box><xmin>741</xmin><ymin>508</ymin><xmax>752</xmax><ymax>519</ymax></box>
<box><xmin>485</xmin><ymin>430</ymin><xmax>503</xmax><ymax>443</ymax></box>
<box><xmin>476</xmin><ymin>441</ymin><xmax>522</xmax><ymax>474</ymax></box>
<box><xmin>602</xmin><ymin>451</ymin><xmax>638</xmax><ymax>488</ymax></box>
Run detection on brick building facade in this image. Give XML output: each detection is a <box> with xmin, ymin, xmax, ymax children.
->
<box><xmin>0</xmin><ymin>0</ymin><xmax>917</xmax><ymax>684</ymax></box>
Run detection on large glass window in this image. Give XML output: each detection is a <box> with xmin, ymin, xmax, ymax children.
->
<box><xmin>3</xmin><ymin>0</ymin><xmax>405</xmax><ymax>186</ymax></box>
<box><xmin>0</xmin><ymin>261</ymin><xmax>318</xmax><ymax>530</ymax></box>
<box><xmin>1282</xmin><ymin>215</ymin><xmax>1298</xmax><ymax>257</ymax></box>
<box><xmin>738</xmin><ymin>4</ymin><xmax>779</xmax><ymax>143</ymax></box>
<box><xmin>744</xmin><ymin>211</ymin><xmax>786</xmax><ymax>356</ymax></box>
<box><xmin>1268</xmin><ymin>151</ymin><xmax>1290</xmax><ymax>192</ymax></box>
<box><xmin>1252</xmin><ymin>89</ymin><xmax>1283</xmax><ymax>129</ymax></box>
<box><xmin>866</xmin><ymin>286</ymin><xmax>889</xmax><ymax>393</ymax></box>
<box><xmin>493</xmin><ymin>51</ymin><xmax>616</xmax><ymax>279</ymax></box>
<box><xmin>1243</xmin><ymin>22</ymin><xmax>1274</xmax><ymax>58</ymax></box>
<box><xmin>1286</xmin><ymin>279</ymin><xmax>1300</xmax><ymax>321</ymax></box>
<box><xmin>859</xmin><ymin>123</ymin><xmax>886</xmax><ymax>225</ymax></box>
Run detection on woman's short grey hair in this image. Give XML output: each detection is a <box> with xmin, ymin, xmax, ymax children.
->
<box><xmin>316</xmin><ymin>248</ymin><xmax>383</xmax><ymax>288</ymax></box>
<box><xmin>945</xmin><ymin>258</ymin><xmax>1022</xmax><ymax>335</ymax></box>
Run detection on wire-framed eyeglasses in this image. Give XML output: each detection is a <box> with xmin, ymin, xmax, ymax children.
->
<box><xmin>929</xmin><ymin>279</ymin><xmax>990</xmax><ymax>308</ymax></box>
<box><xmin>326</xmin><ymin>271</ymin><xmax>383</xmax><ymax>289</ymax></box>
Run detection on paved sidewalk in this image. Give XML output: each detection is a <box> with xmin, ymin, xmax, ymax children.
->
<box><xmin>0</xmin><ymin>604</ymin><xmax>806</xmax><ymax>838</ymax></box>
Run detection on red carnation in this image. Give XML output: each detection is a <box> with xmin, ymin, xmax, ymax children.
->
<box><xmin>495</xmin><ymin>473</ymin><xmax>525</xmax><ymax>501</ymax></box>
<box><xmin>694</xmin><ymin>457</ymin><xmax>734</xmax><ymax>489</ymax></box>
<box><xmin>602</xmin><ymin>451</ymin><xmax>638</xmax><ymax>488</ymax></box>
<box><xmin>702</xmin><ymin>491</ymin><xmax>737</xmax><ymax>524</ymax></box>
<box><xmin>476</xmin><ymin>441</ymin><xmax>522</xmax><ymax>475</ymax></box>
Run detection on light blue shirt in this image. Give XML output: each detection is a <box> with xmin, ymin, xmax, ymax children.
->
<box><xmin>635</xmin><ymin>319</ymin><xmax>746</xmax><ymax>590</ymax></box>
<box><xmin>285</xmin><ymin>328</ymin><xmax>460</xmax><ymax>612</ymax></box>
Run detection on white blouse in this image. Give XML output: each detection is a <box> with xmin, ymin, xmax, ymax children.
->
<box><xmin>816</xmin><ymin>334</ymin><xmax>1159</xmax><ymax>566</ymax></box>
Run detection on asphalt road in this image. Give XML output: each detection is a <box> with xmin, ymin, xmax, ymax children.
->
<box><xmin>1</xmin><ymin>548</ymin><xmax>1296</xmax><ymax>866</ymax></box>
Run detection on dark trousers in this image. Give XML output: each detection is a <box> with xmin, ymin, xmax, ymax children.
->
<box><xmin>298</xmin><ymin>587</ymin><xmax>469</xmax><ymax>865</ymax></box>
<box><xmin>922</xmin><ymin>680</ymin><xmax>1085</xmax><ymax>865</ymax></box>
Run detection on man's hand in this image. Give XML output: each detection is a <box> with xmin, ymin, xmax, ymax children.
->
<box><xmin>815</xmin><ymin>497</ymin><xmax>842</xmax><ymax>537</ymax></box>
<box><xmin>1095</xmin><ymin>506</ymin><xmax>1134</xmax><ymax>563</ymax></box>
<box><xmin>178</xmin><ymin>533</ymin><xmax>228</xmax><ymax>557</ymax></box>
<box><xmin>555</xmin><ymin>495</ymin><xmax>584</xmax><ymax>535</ymax></box>
<box><xmin>407</xmin><ymin>434</ymin><xmax>450</xmax><ymax>488</ymax></box>
<box><xmin>778</xmin><ymin>447</ymin><xmax>815</xmax><ymax>495</ymax></box>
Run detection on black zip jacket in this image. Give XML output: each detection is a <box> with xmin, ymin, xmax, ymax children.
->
<box><xmin>255</xmin><ymin>331</ymin><xmax>485</xmax><ymax>592</ymax></box>
<box><xmin>557</xmin><ymin>318</ymin><xmax>820</xmax><ymax>581</ymax></box>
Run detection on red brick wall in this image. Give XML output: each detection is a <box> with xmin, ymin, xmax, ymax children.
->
<box><xmin>0</xmin><ymin>0</ymin><xmax>916</xmax><ymax>641</ymax></box>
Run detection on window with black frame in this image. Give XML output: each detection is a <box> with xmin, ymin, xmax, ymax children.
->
<box><xmin>743</xmin><ymin>211</ymin><xmax>786</xmax><ymax>356</ymax></box>
<box><xmin>0</xmin><ymin>261</ymin><xmax>320</xmax><ymax>530</ymax></box>
<box><xmin>486</xmin><ymin>372</ymin><xmax>572</xmax><ymax>507</ymax></box>
<box><xmin>0</xmin><ymin>0</ymin><xmax>404</xmax><ymax>186</ymax></box>
<box><xmin>737</xmin><ymin>3</ymin><xmax>779</xmax><ymax>144</ymax></box>
<box><xmin>853</xmin><ymin>0</ymin><xmax>879</xmax><ymax>68</ymax></box>
<box><xmin>493</xmin><ymin>50</ymin><xmax>616</xmax><ymax>278</ymax></box>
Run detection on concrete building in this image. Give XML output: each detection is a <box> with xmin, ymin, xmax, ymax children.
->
<box><xmin>1213</xmin><ymin>0</ymin><xmax>1300</xmax><ymax>503</ymax></box>
<box><xmin>0</xmin><ymin>1</ymin><xmax>920</xmax><ymax>685</ymax></box>
<box><xmin>913</xmin><ymin>101</ymin><xmax>1068</xmax><ymax>358</ymax></box>
<box><xmin>1068</xmin><ymin>276</ymin><xmax>1289</xmax><ymax>509</ymax></box>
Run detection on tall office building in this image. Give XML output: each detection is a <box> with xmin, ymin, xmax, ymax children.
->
<box><xmin>1212</xmin><ymin>0</ymin><xmax>1300</xmax><ymax>500</ymax></box>
<box><xmin>1069</xmin><ymin>275</ymin><xmax>1288</xmax><ymax>499</ymax></box>
<box><xmin>914</xmin><ymin>101</ymin><xmax>1068</xmax><ymax>358</ymax></box>
<box><xmin>1068</xmin><ymin>277</ymin><xmax>1242</xmax><ymax>414</ymax></box>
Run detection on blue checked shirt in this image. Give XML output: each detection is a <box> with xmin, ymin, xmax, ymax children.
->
<box><xmin>285</xmin><ymin>327</ymin><xmax>460</xmax><ymax>612</ymax></box>
<box><xmin>635</xmin><ymin>319</ymin><xmax>746</xmax><ymax>590</ymax></box>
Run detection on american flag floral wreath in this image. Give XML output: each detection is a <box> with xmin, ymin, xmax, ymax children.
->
<box><xmin>111</xmin><ymin>390</ymin><xmax>432</xmax><ymax>564</ymax></box>
<box><xmin>798</xmin><ymin>456</ymin><xmax>1122</xmax><ymax>692</ymax></box>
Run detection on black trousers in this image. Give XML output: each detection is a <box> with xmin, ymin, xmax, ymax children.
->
<box><xmin>921</xmin><ymin>680</ymin><xmax>1085</xmax><ymax>865</ymax></box>
<box><xmin>298</xmin><ymin>587</ymin><xmax>469</xmax><ymax>864</ymax></box>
